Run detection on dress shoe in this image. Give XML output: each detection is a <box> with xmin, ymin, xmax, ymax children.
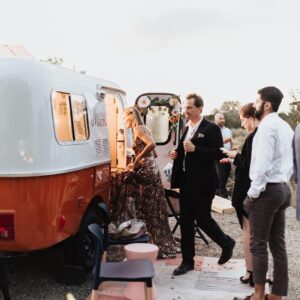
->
<box><xmin>240</xmin><ymin>270</ymin><xmax>254</xmax><ymax>287</ymax></box>
<box><xmin>218</xmin><ymin>239</ymin><xmax>236</xmax><ymax>265</ymax></box>
<box><xmin>266</xmin><ymin>278</ymin><xmax>273</xmax><ymax>285</ymax></box>
<box><xmin>233</xmin><ymin>296</ymin><xmax>252</xmax><ymax>300</ymax></box>
<box><xmin>173</xmin><ymin>261</ymin><xmax>194</xmax><ymax>275</ymax></box>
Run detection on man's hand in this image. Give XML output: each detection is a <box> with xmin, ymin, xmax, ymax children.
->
<box><xmin>227</xmin><ymin>150</ymin><xmax>237</xmax><ymax>159</ymax></box>
<box><xmin>183</xmin><ymin>141</ymin><xmax>195</xmax><ymax>152</ymax></box>
<box><xmin>223</xmin><ymin>137</ymin><xmax>231</xmax><ymax>144</ymax></box>
<box><xmin>219</xmin><ymin>158</ymin><xmax>232</xmax><ymax>164</ymax></box>
<box><xmin>170</xmin><ymin>150</ymin><xmax>178</xmax><ymax>160</ymax></box>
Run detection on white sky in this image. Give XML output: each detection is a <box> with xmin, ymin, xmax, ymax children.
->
<box><xmin>1</xmin><ymin>0</ymin><xmax>300</xmax><ymax>113</ymax></box>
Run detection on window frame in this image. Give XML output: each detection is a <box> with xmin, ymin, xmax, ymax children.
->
<box><xmin>135</xmin><ymin>93</ymin><xmax>181</xmax><ymax>146</ymax></box>
<box><xmin>51</xmin><ymin>90</ymin><xmax>90</xmax><ymax>145</ymax></box>
<box><xmin>70</xmin><ymin>93</ymin><xmax>90</xmax><ymax>142</ymax></box>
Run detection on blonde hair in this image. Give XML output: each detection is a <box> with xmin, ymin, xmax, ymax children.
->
<box><xmin>124</xmin><ymin>106</ymin><xmax>145</xmax><ymax>127</ymax></box>
<box><xmin>124</xmin><ymin>106</ymin><xmax>154</xmax><ymax>139</ymax></box>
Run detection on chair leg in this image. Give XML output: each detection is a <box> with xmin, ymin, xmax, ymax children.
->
<box><xmin>195</xmin><ymin>226</ymin><xmax>209</xmax><ymax>245</ymax></box>
<box><xmin>145</xmin><ymin>287</ymin><xmax>152</xmax><ymax>300</ymax></box>
<box><xmin>144</xmin><ymin>283</ymin><xmax>153</xmax><ymax>300</ymax></box>
<box><xmin>102</xmin><ymin>251</ymin><xmax>107</xmax><ymax>262</ymax></box>
<box><xmin>172</xmin><ymin>220</ymin><xmax>180</xmax><ymax>234</ymax></box>
<box><xmin>144</xmin><ymin>283</ymin><xmax>147</xmax><ymax>300</ymax></box>
<box><xmin>91</xmin><ymin>289</ymin><xmax>97</xmax><ymax>300</ymax></box>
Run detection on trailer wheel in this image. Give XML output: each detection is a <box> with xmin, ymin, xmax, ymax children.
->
<box><xmin>63</xmin><ymin>208</ymin><xmax>100</xmax><ymax>271</ymax></box>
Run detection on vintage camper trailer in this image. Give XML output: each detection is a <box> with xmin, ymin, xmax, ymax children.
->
<box><xmin>0</xmin><ymin>58</ymin><xmax>129</xmax><ymax>269</ymax></box>
<box><xmin>0</xmin><ymin>58</ymin><xmax>182</xmax><ymax>270</ymax></box>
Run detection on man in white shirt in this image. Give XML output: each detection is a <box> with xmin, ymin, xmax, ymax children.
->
<box><xmin>215</xmin><ymin>113</ymin><xmax>232</xmax><ymax>198</ymax></box>
<box><xmin>235</xmin><ymin>87</ymin><xmax>294</xmax><ymax>300</ymax></box>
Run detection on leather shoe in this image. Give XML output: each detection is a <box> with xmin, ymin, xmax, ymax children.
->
<box><xmin>173</xmin><ymin>261</ymin><xmax>194</xmax><ymax>275</ymax></box>
<box><xmin>218</xmin><ymin>239</ymin><xmax>235</xmax><ymax>265</ymax></box>
<box><xmin>233</xmin><ymin>295</ymin><xmax>252</xmax><ymax>300</ymax></box>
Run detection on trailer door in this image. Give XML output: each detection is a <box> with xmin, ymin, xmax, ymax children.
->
<box><xmin>135</xmin><ymin>93</ymin><xmax>182</xmax><ymax>188</ymax></box>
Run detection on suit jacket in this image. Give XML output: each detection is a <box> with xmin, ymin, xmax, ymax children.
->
<box><xmin>293</xmin><ymin>124</ymin><xmax>300</xmax><ymax>221</ymax></box>
<box><xmin>231</xmin><ymin>128</ymin><xmax>257</xmax><ymax>227</ymax></box>
<box><xmin>171</xmin><ymin>118</ymin><xmax>224</xmax><ymax>192</ymax></box>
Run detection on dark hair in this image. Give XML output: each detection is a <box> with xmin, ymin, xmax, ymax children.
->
<box><xmin>240</xmin><ymin>103</ymin><xmax>256</xmax><ymax>118</ymax></box>
<box><xmin>258</xmin><ymin>86</ymin><xmax>283</xmax><ymax>112</ymax></box>
<box><xmin>186</xmin><ymin>93</ymin><xmax>204</xmax><ymax>107</ymax></box>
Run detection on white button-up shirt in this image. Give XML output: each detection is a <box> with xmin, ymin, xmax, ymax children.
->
<box><xmin>184</xmin><ymin>118</ymin><xmax>203</xmax><ymax>141</ymax></box>
<box><xmin>248</xmin><ymin>113</ymin><xmax>294</xmax><ymax>198</ymax></box>
<box><xmin>183</xmin><ymin>118</ymin><xmax>203</xmax><ymax>171</ymax></box>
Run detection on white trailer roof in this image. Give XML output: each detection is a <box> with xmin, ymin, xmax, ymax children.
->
<box><xmin>0</xmin><ymin>58</ymin><xmax>125</xmax><ymax>177</ymax></box>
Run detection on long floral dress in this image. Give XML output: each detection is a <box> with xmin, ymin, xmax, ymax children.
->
<box><xmin>110</xmin><ymin>137</ymin><xmax>177</xmax><ymax>258</ymax></box>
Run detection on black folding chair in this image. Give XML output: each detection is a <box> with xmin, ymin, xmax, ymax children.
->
<box><xmin>0</xmin><ymin>259</ymin><xmax>10</xmax><ymax>300</ymax></box>
<box><xmin>97</xmin><ymin>203</ymin><xmax>151</xmax><ymax>261</ymax></box>
<box><xmin>88</xmin><ymin>223</ymin><xmax>154</xmax><ymax>300</ymax></box>
<box><xmin>164</xmin><ymin>188</ymin><xmax>209</xmax><ymax>245</ymax></box>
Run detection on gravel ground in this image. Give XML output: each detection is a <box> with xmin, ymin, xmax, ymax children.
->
<box><xmin>188</xmin><ymin>207</ymin><xmax>300</xmax><ymax>300</ymax></box>
<box><xmin>1</xmin><ymin>207</ymin><xmax>299</xmax><ymax>300</ymax></box>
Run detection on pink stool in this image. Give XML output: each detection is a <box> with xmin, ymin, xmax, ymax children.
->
<box><xmin>124</xmin><ymin>243</ymin><xmax>158</xmax><ymax>300</ymax></box>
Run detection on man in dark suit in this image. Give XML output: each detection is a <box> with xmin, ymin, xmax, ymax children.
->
<box><xmin>170</xmin><ymin>93</ymin><xmax>235</xmax><ymax>275</ymax></box>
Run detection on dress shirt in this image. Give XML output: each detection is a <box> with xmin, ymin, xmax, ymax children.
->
<box><xmin>183</xmin><ymin>118</ymin><xmax>203</xmax><ymax>171</ymax></box>
<box><xmin>220</xmin><ymin>126</ymin><xmax>232</xmax><ymax>151</ymax></box>
<box><xmin>248</xmin><ymin>113</ymin><xmax>294</xmax><ymax>199</ymax></box>
<box><xmin>184</xmin><ymin>118</ymin><xmax>203</xmax><ymax>141</ymax></box>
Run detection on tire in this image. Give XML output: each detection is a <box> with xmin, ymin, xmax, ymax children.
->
<box><xmin>63</xmin><ymin>208</ymin><xmax>100</xmax><ymax>271</ymax></box>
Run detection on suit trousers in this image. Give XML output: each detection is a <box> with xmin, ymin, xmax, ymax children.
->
<box><xmin>179</xmin><ymin>175</ymin><xmax>233</xmax><ymax>264</ymax></box>
<box><xmin>244</xmin><ymin>183</ymin><xmax>291</xmax><ymax>296</ymax></box>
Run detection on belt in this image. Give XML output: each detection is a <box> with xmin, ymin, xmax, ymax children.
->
<box><xmin>267</xmin><ymin>182</ymin><xmax>286</xmax><ymax>186</ymax></box>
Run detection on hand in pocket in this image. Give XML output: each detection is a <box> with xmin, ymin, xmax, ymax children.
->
<box><xmin>243</xmin><ymin>196</ymin><xmax>254</xmax><ymax>214</ymax></box>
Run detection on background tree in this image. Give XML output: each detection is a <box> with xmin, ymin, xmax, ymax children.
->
<box><xmin>205</xmin><ymin>100</ymin><xmax>241</xmax><ymax>128</ymax></box>
<box><xmin>219</xmin><ymin>100</ymin><xmax>241</xmax><ymax>112</ymax></box>
<box><xmin>286</xmin><ymin>89</ymin><xmax>300</xmax><ymax>129</ymax></box>
<box><xmin>278</xmin><ymin>89</ymin><xmax>300</xmax><ymax>129</ymax></box>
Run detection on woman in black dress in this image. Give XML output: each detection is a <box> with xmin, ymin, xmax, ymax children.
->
<box><xmin>222</xmin><ymin>103</ymin><xmax>258</xmax><ymax>286</ymax></box>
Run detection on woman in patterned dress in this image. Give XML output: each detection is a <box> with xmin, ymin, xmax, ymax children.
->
<box><xmin>119</xmin><ymin>106</ymin><xmax>177</xmax><ymax>258</ymax></box>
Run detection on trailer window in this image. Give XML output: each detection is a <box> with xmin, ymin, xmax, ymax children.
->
<box><xmin>52</xmin><ymin>91</ymin><xmax>73</xmax><ymax>142</ymax></box>
<box><xmin>71</xmin><ymin>94</ymin><xmax>90</xmax><ymax>141</ymax></box>
<box><xmin>52</xmin><ymin>91</ymin><xmax>90</xmax><ymax>143</ymax></box>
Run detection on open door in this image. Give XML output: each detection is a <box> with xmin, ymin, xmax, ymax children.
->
<box><xmin>104</xmin><ymin>94</ymin><xmax>127</xmax><ymax>170</ymax></box>
<box><xmin>135</xmin><ymin>93</ymin><xmax>182</xmax><ymax>187</ymax></box>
